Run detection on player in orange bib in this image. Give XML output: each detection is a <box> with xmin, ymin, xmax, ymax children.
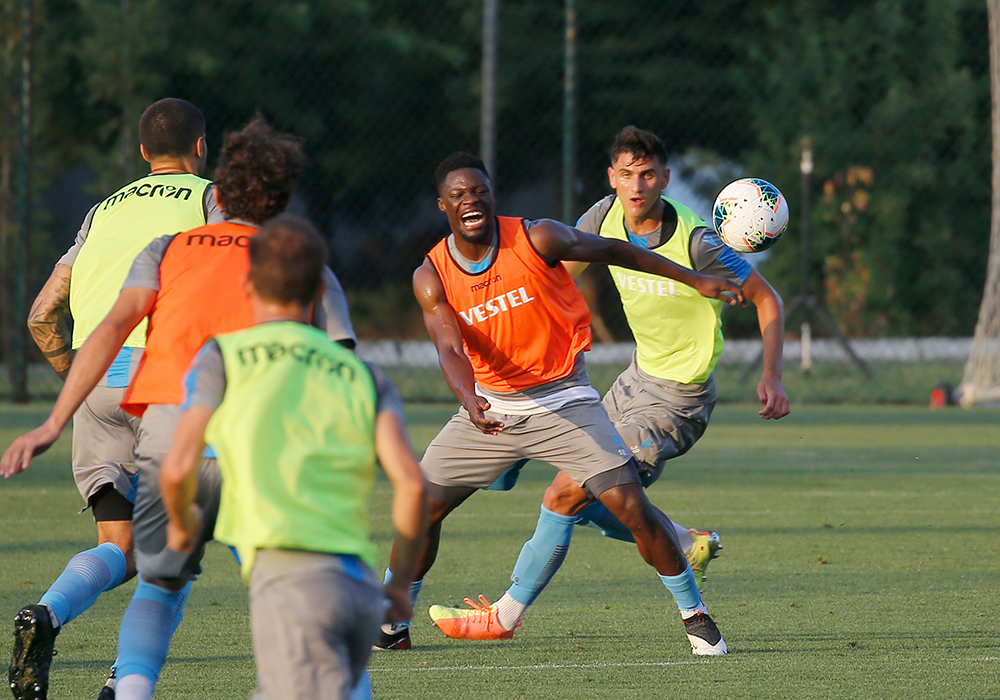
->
<box><xmin>376</xmin><ymin>152</ymin><xmax>741</xmax><ymax>656</ymax></box>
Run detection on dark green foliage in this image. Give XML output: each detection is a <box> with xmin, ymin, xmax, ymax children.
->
<box><xmin>6</xmin><ymin>0</ymin><xmax>993</xmax><ymax>334</ymax></box>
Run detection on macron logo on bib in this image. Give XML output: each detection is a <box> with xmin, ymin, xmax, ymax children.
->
<box><xmin>458</xmin><ymin>286</ymin><xmax>536</xmax><ymax>326</ymax></box>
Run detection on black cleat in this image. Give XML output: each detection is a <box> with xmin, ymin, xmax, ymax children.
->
<box><xmin>95</xmin><ymin>666</ymin><xmax>115</xmax><ymax>699</ymax></box>
<box><xmin>372</xmin><ymin>625</ymin><xmax>411</xmax><ymax>650</ymax></box>
<box><xmin>683</xmin><ymin>611</ymin><xmax>727</xmax><ymax>656</ymax></box>
<box><xmin>9</xmin><ymin>605</ymin><xmax>58</xmax><ymax>700</ymax></box>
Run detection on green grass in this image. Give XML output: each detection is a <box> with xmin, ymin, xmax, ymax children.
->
<box><xmin>384</xmin><ymin>360</ymin><xmax>965</xmax><ymax>405</ymax></box>
<box><xmin>2</xmin><ymin>401</ymin><xmax>999</xmax><ymax>699</ymax></box>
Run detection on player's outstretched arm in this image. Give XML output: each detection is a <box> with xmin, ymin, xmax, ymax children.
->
<box><xmin>743</xmin><ymin>270</ymin><xmax>789</xmax><ymax>420</ymax></box>
<box><xmin>160</xmin><ymin>405</ymin><xmax>212</xmax><ymax>554</ymax></box>
<box><xmin>27</xmin><ymin>263</ymin><xmax>74</xmax><ymax>380</ymax></box>
<box><xmin>0</xmin><ymin>287</ymin><xmax>156</xmax><ymax>478</ymax></box>
<box><xmin>413</xmin><ymin>260</ymin><xmax>504</xmax><ymax>435</ymax></box>
<box><xmin>527</xmin><ymin>220</ymin><xmax>745</xmax><ymax>306</ymax></box>
<box><xmin>374</xmin><ymin>409</ymin><xmax>428</xmax><ymax>623</ymax></box>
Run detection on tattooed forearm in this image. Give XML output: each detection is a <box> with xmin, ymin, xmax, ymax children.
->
<box><xmin>27</xmin><ymin>264</ymin><xmax>73</xmax><ymax>380</ymax></box>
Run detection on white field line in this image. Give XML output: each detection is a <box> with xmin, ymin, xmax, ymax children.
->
<box><xmin>372</xmin><ymin>660</ymin><xmax>724</xmax><ymax>673</ymax></box>
<box><xmin>373</xmin><ymin>656</ymin><xmax>1000</xmax><ymax>673</ymax></box>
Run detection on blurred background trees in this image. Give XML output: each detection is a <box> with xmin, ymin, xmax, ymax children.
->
<box><xmin>0</xmin><ymin>0</ymin><xmax>991</xmax><ymax>346</ymax></box>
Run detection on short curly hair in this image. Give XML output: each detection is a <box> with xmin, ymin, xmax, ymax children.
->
<box><xmin>435</xmin><ymin>152</ymin><xmax>489</xmax><ymax>192</ymax></box>
<box><xmin>214</xmin><ymin>118</ymin><xmax>305</xmax><ymax>224</ymax></box>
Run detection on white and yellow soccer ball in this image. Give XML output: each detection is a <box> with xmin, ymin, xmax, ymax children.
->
<box><xmin>712</xmin><ymin>177</ymin><xmax>789</xmax><ymax>253</ymax></box>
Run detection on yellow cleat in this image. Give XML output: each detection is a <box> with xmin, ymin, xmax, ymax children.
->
<box><xmin>428</xmin><ymin>595</ymin><xmax>521</xmax><ymax>640</ymax></box>
<box><xmin>687</xmin><ymin>530</ymin><xmax>722</xmax><ymax>588</ymax></box>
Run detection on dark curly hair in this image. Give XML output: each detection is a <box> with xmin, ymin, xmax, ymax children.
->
<box><xmin>610</xmin><ymin>125</ymin><xmax>669</xmax><ymax>168</ymax></box>
<box><xmin>214</xmin><ymin>117</ymin><xmax>305</xmax><ymax>224</ymax></box>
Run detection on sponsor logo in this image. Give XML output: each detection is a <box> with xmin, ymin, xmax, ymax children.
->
<box><xmin>102</xmin><ymin>183</ymin><xmax>194</xmax><ymax>210</ymax></box>
<box><xmin>236</xmin><ymin>341</ymin><xmax>354</xmax><ymax>379</ymax></box>
<box><xmin>471</xmin><ymin>274</ymin><xmax>502</xmax><ymax>292</ymax></box>
<box><xmin>458</xmin><ymin>286</ymin><xmax>535</xmax><ymax>325</ymax></box>
<box><xmin>613</xmin><ymin>270</ymin><xmax>680</xmax><ymax>297</ymax></box>
<box><xmin>185</xmin><ymin>233</ymin><xmax>252</xmax><ymax>247</ymax></box>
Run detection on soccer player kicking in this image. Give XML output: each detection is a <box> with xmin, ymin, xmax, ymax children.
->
<box><xmin>1</xmin><ymin>118</ymin><xmax>356</xmax><ymax>700</ymax></box>
<box><xmin>159</xmin><ymin>215</ymin><xmax>428</xmax><ymax>700</ymax></box>
<box><xmin>3</xmin><ymin>98</ymin><xmax>220</xmax><ymax>700</ymax></box>
<box><xmin>377</xmin><ymin>152</ymin><xmax>743</xmax><ymax>656</ymax></box>
<box><xmin>430</xmin><ymin>126</ymin><xmax>790</xmax><ymax>642</ymax></box>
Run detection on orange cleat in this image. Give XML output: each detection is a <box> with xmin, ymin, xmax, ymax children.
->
<box><xmin>428</xmin><ymin>595</ymin><xmax>522</xmax><ymax>640</ymax></box>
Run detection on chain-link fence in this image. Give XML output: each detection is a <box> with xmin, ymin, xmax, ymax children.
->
<box><xmin>0</xmin><ymin>0</ymin><xmax>991</xmax><ymax>400</ymax></box>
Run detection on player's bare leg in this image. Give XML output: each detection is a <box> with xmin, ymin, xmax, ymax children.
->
<box><xmin>432</xmin><ymin>479</ymin><xmax>726</xmax><ymax>654</ymax></box>
<box><xmin>596</xmin><ymin>483</ymin><xmax>688</xmax><ymax>574</ymax></box>
<box><xmin>96</xmin><ymin>520</ymin><xmax>136</xmax><ymax>580</ymax></box>
<box><xmin>376</xmin><ymin>496</ymin><xmax>460</xmax><ymax>650</ymax></box>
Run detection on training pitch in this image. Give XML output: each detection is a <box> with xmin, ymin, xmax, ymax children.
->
<box><xmin>1</xmin><ymin>401</ymin><xmax>998</xmax><ymax>699</ymax></box>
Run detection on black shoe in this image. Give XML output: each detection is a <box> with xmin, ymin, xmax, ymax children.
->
<box><xmin>95</xmin><ymin>667</ymin><xmax>115</xmax><ymax>699</ymax></box>
<box><xmin>372</xmin><ymin>625</ymin><xmax>411</xmax><ymax>650</ymax></box>
<box><xmin>682</xmin><ymin>612</ymin><xmax>728</xmax><ymax>656</ymax></box>
<box><xmin>9</xmin><ymin>605</ymin><xmax>58</xmax><ymax>700</ymax></box>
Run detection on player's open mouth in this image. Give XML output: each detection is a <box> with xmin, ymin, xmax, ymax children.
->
<box><xmin>462</xmin><ymin>211</ymin><xmax>486</xmax><ymax>228</ymax></box>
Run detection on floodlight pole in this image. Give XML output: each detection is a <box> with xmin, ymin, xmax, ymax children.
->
<box><xmin>480</xmin><ymin>0</ymin><xmax>498</xmax><ymax>180</ymax></box>
<box><xmin>9</xmin><ymin>0</ymin><xmax>32</xmax><ymax>403</ymax></box>
<box><xmin>561</xmin><ymin>0</ymin><xmax>577</xmax><ymax>224</ymax></box>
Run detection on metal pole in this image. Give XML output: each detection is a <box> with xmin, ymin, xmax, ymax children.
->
<box><xmin>11</xmin><ymin>0</ymin><xmax>31</xmax><ymax>403</ymax></box>
<box><xmin>561</xmin><ymin>0</ymin><xmax>577</xmax><ymax>224</ymax></box>
<box><xmin>799</xmin><ymin>137</ymin><xmax>813</xmax><ymax>374</ymax></box>
<box><xmin>480</xmin><ymin>0</ymin><xmax>498</xmax><ymax>179</ymax></box>
<box><xmin>121</xmin><ymin>0</ymin><xmax>136</xmax><ymax>182</ymax></box>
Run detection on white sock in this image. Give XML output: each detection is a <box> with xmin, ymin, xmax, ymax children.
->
<box><xmin>680</xmin><ymin>603</ymin><xmax>709</xmax><ymax>620</ymax></box>
<box><xmin>494</xmin><ymin>593</ymin><xmax>527</xmax><ymax>630</ymax></box>
<box><xmin>114</xmin><ymin>674</ymin><xmax>154</xmax><ymax>700</ymax></box>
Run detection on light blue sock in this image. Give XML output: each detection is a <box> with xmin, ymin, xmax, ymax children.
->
<box><xmin>382</xmin><ymin>569</ymin><xmax>422</xmax><ymax>628</ymax></box>
<box><xmin>659</xmin><ymin>567</ymin><xmax>702</xmax><ymax>612</ymax></box>
<box><xmin>350</xmin><ymin>669</ymin><xmax>371</xmax><ymax>700</ymax></box>
<box><xmin>39</xmin><ymin>543</ymin><xmax>128</xmax><ymax>628</ymax></box>
<box><xmin>574</xmin><ymin>501</ymin><xmax>635</xmax><ymax>543</ymax></box>
<box><xmin>115</xmin><ymin>578</ymin><xmax>192</xmax><ymax>686</ymax></box>
<box><xmin>506</xmin><ymin>506</ymin><xmax>576</xmax><ymax>606</ymax></box>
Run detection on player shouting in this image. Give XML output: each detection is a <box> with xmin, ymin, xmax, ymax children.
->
<box><xmin>377</xmin><ymin>151</ymin><xmax>741</xmax><ymax>656</ymax></box>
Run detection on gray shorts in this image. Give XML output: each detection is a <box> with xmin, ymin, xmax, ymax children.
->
<box><xmin>603</xmin><ymin>358</ymin><xmax>717</xmax><ymax>483</ymax></box>
<box><xmin>250</xmin><ymin>549</ymin><xmax>382</xmax><ymax>700</ymax></box>
<box><xmin>420</xmin><ymin>398</ymin><xmax>634</xmax><ymax>501</ymax></box>
<box><xmin>132</xmin><ymin>404</ymin><xmax>222</xmax><ymax>581</ymax></box>
<box><xmin>71</xmin><ymin>384</ymin><xmax>141</xmax><ymax>504</ymax></box>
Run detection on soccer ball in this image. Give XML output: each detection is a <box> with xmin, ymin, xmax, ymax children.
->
<box><xmin>712</xmin><ymin>178</ymin><xmax>789</xmax><ymax>253</ymax></box>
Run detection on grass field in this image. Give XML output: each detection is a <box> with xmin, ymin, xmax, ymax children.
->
<box><xmin>1</xmin><ymin>400</ymin><xmax>998</xmax><ymax>699</ymax></box>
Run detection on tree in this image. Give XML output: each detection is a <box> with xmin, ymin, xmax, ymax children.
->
<box><xmin>959</xmin><ymin>0</ymin><xmax>1000</xmax><ymax>406</ymax></box>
